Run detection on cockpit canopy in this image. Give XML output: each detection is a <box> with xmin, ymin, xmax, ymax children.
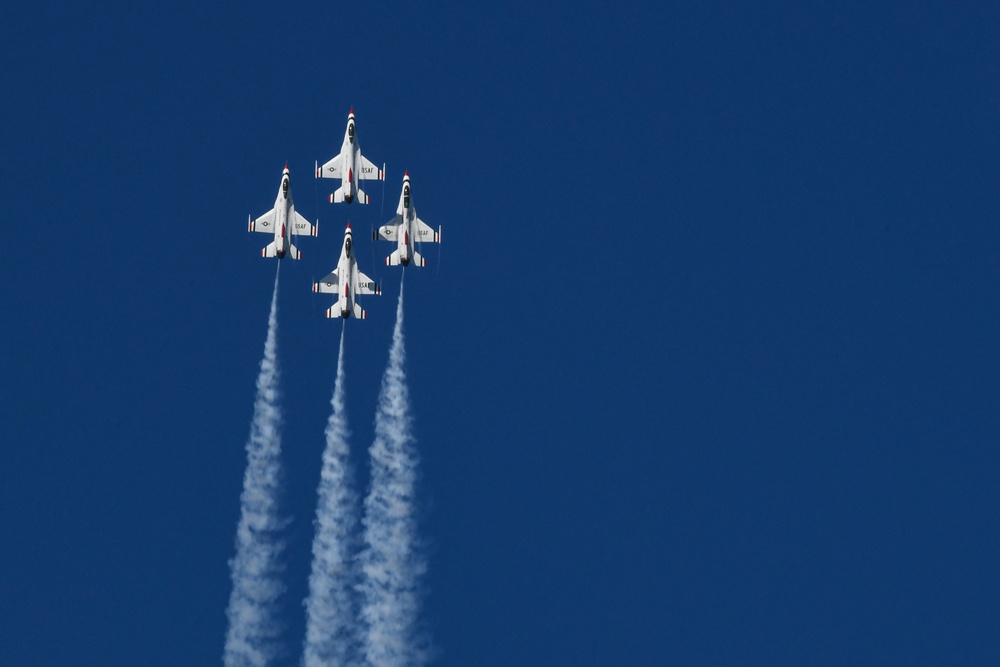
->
<box><xmin>348</xmin><ymin>123</ymin><xmax>355</xmax><ymax>144</ymax></box>
<box><xmin>403</xmin><ymin>185</ymin><xmax>410</xmax><ymax>209</ymax></box>
<box><xmin>282</xmin><ymin>178</ymin><xmax>289</xmax><ymax>197</ymax></box>
<box><xmin>345</xmin><ymin>236</ymin><xmax>353</xmax><ymax>258</ymax></box>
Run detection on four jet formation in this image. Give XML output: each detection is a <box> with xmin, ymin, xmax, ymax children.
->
<box><xmin>247</xmin><ymin>109</ymin><xmax>441</xmax><ymax>319</ymax></box>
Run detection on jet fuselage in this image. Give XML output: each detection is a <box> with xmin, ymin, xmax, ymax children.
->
<box><xmin>396</xmin><ymin>176</ymin><xmax>417</xmax><ymax>265</ymax></box>
<box><xmin>335</xmin><ymin>229</ymin><xmax>357</xmax><ymax>317</ymax></box>
<box><xmin>271</xmin><ymin>170</ymin><xmax>293</xmax><ymax>258</ymax></box>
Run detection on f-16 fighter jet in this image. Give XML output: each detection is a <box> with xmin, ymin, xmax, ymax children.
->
<box><xmin>316</xmin><ymin>108</ymin><xmax>385</xmax><ymax>204</ymax></box>
<box><xmin>313</xmin><ymin>223</ymin><xmax>381</xmax><ymax>319</ymax></box>
<box><xmin>374</xmin><ymin>172</ymin><xmax>441</xmax><ymax>267</ymax></box>
<box><xmin>248</xmin><ymin>164</ymin><xmax>317</xmax><ymax>259</ymax></box>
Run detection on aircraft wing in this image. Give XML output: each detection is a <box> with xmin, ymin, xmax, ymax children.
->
<box><xmin>317</xmin><ymin>153</ymin><xmax>343</xmax><ymax>179</ymax></box>
<box><xmin>249</xmin><ymin>209</ymin><xmax>276</xmax><ymax>233</ymax></box>
<box><xmin>292</xmin><ymin>211</ymin><xmax>317</xmax><ymax>237</ymax></box>
<box><xmin>356</xmin><ymin>271</ymin><xmax>380</xmax><ymax>296</ymax></box>
<box><xmin>313</xmin><ymin>268</ymin><xmax>340</xmax><ymax>294</ymax></box>
<box><xmin>358</xmin><ymin>154</ymin><xmax>385</xmax><ymax>181</ymax></box>
<box><xmin>415</xmin><ymin>217</ymin><xmax>440</xmax><ymax>243</ymax></box>
<box><xmin>375</xmin><ymin>215</ymin><xmax>403</xmax><ymax>241</ymax></box>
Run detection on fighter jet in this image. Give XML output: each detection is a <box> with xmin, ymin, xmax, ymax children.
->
<box><xmin>315</xmin><ymin>108</ymin><xmax>385</xmax><ymax>204</ymax></box>
<box><xmin>248</xmin><ymin>164</ymin><xmax>317</xmax><ymax>259</ymax></box>
<box><xmin>313</xmin><ymin>223</ymin><xmax>381</xmax><ymax>319</ymax></box>
<box><xmin>374</xmin><ymin>171</ymin><xmax>441</xmax><ymax>267</ymax></box>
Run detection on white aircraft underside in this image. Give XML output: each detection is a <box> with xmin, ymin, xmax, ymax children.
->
<box><xmin>375</xmin><ymin>172</ymin><xmax>440</xmax><ymax>267</ymax></box>
<box><xmin>248</xmin><ymin>164</ymin><xmax>317</xmax><ymax>259</ymax></box>
<box><xmin>316</xmin><ymin>108</ymin><xmax>384</xmax><ymax>204</ymax></box>
<box><xmin>313</xmin><ymin>223</ymin><xmax>380</xmax><ymax>319</ymax></box>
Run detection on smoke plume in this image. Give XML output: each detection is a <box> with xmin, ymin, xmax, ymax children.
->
<box><xmin>224</xmin><ymin>267</ymin><xmax>290</xmax><ymax>666</ymax></box>
<box><xmin>302</xmin><ymin>328</ymin><xmax>361</xmax><ymax>666</ymax></box>
<box><xmin>358</xmin><ymin>279</ymin><xmax>430</xmax><ymax>667</ymax></box>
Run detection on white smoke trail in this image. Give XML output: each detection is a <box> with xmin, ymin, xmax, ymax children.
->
<box><xmin>224</xmin><ymin>267</ymin><xmax>290</xmax><ymax>667</ymax></box>
<box><xmin>302</xmin><ymin>327</ymin><xmax>361</xmax><ymax>667</ymax></box>
<box><xmin>358</xmin><ymin>279</ymin><xmax>430</xmax><ymax>667</ymax></box>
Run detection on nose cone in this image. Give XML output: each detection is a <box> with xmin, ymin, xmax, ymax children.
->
<box><xmin>284</xmin><ymin>162</ymin><xmax>289</xmax><ymax>171</ymax></box>
<box><xmin>348</xmin><ymin>107</ymin><xmax>354</xmax><ymax>117</ymax></box>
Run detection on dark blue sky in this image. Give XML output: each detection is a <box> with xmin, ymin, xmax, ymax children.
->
<box><xmin>2</xmin><ymin>2</ymin><xmax>999</xmax><ymax>665</ymax></box>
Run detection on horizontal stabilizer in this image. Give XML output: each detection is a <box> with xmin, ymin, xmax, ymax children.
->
<box><xmin>386</xmin><ymin>249</ymin><xmax>402</xmax><ymax>266</ymax></box>
<box><xmin>262</xmin><ymin>242</ymin><xmax>300</xmax><ymax>259</ymax></box>
<box><xmin>331</xmin><ymin>188</ymin><xmax>367</xmax><ymax>204</ymax></box>
<box><xmin>353</xmin><ymin>302</ymin><xmax>367</xmax><ymax>319</ymax></box>
<box><xmin>413</xmin><ymin>248</ymin><xmax>427</xmax><ymax>268</ymax></box>
<box><xmin>325</xmin><ymin>304</ymin><xmax>346</xmax><ymax>319</ymax></box>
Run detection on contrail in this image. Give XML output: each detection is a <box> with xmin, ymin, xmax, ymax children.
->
<box><xmin>358</xmin><ymin>278</ymin><xmax>430</xmax><ymax>667</ymax></box>
<box><xmin>224</xmin><ymin>266</ymin><xmax>290</xmax><ymax>667</ymax></box>
<box><xmin>302</xmin><ymin>327</ymin><xmax>361</xmax><ymax>667</ymax></box>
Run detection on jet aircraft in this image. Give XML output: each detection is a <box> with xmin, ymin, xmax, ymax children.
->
<box><xmin>374</xmin><ymin>172</ymin><xmax>440</xmax><ymax>267</ymax></box>
<box><xmin>313</xmin><ymin>223</ymin><xmax>381</xmax><ymax>319</ymax></box>
<box><xmin>316</xmin><ymin>108</ymin><xmax>385</xmax><ymax>204</ymax></box>
<box><xmin>248</xmin><ymin>164</ymin><xmax>317</xmax><ymax>259</ymax></box>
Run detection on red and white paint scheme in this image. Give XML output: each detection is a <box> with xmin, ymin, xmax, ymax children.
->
<box><xmin>248</xmin><ymin>164</ymin><xmax>317</xmax><ymax>259</ymax></box>
<box><xmin>315</xmin><ymin>108</ymin><xmax>385</xmax><ymax>205</ymax></box>
<box><xmin>374</xmin><ymin>171</ymin><xmax>441</xmax><ymax>267</ymax></box>
<box><xmin>313</xmin><ymin>223</ymin><xmax>381</xmax><ymax>319</ymax></box>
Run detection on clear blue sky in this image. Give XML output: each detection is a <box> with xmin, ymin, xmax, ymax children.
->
<box><xmin>2</xmin><ymin>2</ymin><xmax>999</xmax><ymax>665</ymax></box>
